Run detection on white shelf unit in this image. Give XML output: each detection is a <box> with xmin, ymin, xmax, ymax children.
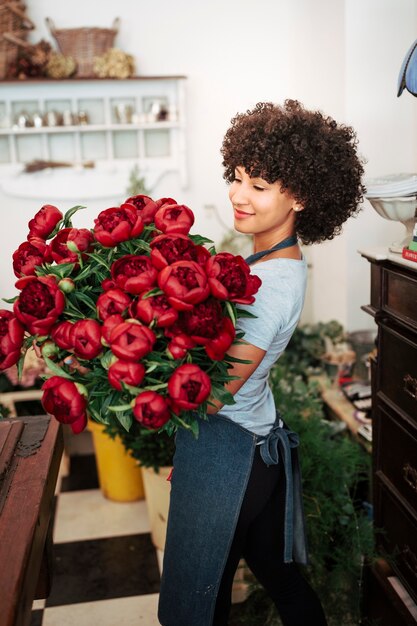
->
<box><xmin>0</xmin><ymin>76</ymin><xmax>188</xmax><ymax>187</ymax></box>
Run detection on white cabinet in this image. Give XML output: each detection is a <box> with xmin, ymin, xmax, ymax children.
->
<box><xmin>0</xmin><ymin>76</ymin><xmax>187</xmax><ymax>188</ymax></box>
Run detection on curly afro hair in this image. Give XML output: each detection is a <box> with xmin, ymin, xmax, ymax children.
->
<box><xmin>221</xmin><ymin>100</ymin><xmax>365</xmax><ymax>245</ymax></box>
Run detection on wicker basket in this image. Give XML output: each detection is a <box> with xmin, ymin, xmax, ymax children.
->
<box><xmin>46</xmin><ymin>17</ymin><xmax>119</xmax><ymax>77</ymax></box>
<box><xmin>0</xmin><ymin>1</ymin><xmax>33</xmax><ymax>79</ymax></box>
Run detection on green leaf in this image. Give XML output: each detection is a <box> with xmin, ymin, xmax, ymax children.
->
<box><xmin>188</xmin><ymin>234</ymin><xmax>213</xmax><ymax>246</ymax></box>
<box><xmin>142</xmin><ymin>287</ymin><xmax>164</xmax><ymax>299</ymax></box>
<box><xmin>108</xmin><ymin>403</ymin><xmax>133</xmax><ymax>411</ymax></box>
<box><xmin>85</xmin><ymin>252</ymin><xmax>111</xmax><ymax>271</ymax></box>
<box><xmin>225</xmin><ymin>301</ymin><xmax>237</xmax><ymax>326</ymax></box>
<box><xmin>46</xmin><ymin>262</ymin><xmax>76</xmax><ymax>279</ymax></box>
<box><xmin>116</xmin><ymin>411</ymin><xmax>133</xmax><ymax>432</ymax></box>
<box><xmin>63</xmin><ymin>205</ymin><xmax>86</xmax><ymax>227</ymax></box>
<box><xmin>43</xmin><ymin>356</ymin><xmax>74</xmax><ymax>380</ymax></box>
<box><xmin>2</xmin><ymin>296</ymin><xmax>18</xmax><ymax>304</ymax></box>
<box><xmin>210</xmin><ymin>383</ymin><xmax>235</xmax><ymax>405</ymax></box>
<box><xmin>73</xmin><ymin>291</ymin><xmax>98</xmax><ymax>316</ymax></box>
<box><xmin>236</xmin><ymin>308</ymin><xmax>257</xmax><ymax>319</ymax></box>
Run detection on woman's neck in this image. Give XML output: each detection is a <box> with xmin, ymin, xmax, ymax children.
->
<box><xmin>253</xmin><ymin>228</ymin><xmax>296</xmax><ymax>254</ymax></box>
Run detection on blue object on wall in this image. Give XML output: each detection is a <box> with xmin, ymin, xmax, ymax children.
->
<box><xmin>398</xmin><ymin>38</ymin><xmax>417</xmax><ymax>97</ymax></box>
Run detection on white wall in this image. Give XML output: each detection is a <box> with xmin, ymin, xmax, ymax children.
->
<box><xmin>1</xmin><ymin>0</ymin><xmax>416</xmax><ymax>331</ymax></box>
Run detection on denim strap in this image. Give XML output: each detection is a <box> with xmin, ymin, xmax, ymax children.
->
<box><xmin>245</xmin><ymin>235</ymin><xmax>298</xmax><ymax>265</ymax></box>
<box><xmin>258</xmin><ymin>414</ymin><xmax>301</xmax><ymax>563</ymax></box>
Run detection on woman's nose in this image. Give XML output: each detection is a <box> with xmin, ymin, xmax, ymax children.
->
<box><xmin>230</xmin><ymin>183</ymin><xmax>249</xmax><ymax>205</ymax></box>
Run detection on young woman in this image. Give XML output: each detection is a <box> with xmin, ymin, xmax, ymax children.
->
<box><xmin>158</xmin><ymin>100</ymin><xmax>365</xmax><ymax>626</ymax></box>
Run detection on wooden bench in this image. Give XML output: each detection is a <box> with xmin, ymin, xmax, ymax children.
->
<box><xmin>0</xmin><ymin>415</ymin><xmax>63</xmax><ymax>626</ymax></box>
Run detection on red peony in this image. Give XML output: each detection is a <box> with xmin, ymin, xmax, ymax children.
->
<box><xmin>50</xmin><ymin>227</ymin><xmax>94</xmax><ymax>264</ymax></box>
<box><xmin>42</xmin><ymin>376</ymin><xmax>87</xmax><ymax>433</ymax></box>
<box><xmin>158</xmin><ymin>260</ymin><xmax>210</xmax><ymax>311</ymax></box>
<box><xmin>71</xmin><ymin>319</ymin><xmax>102</xmax><ymax>359</ymax></box>
<box><xmin>130</xmin><ymin>293</ymin><xmax>178</xmax><ymax>328</ymax></box>
<box><xmin>0</xmin><ymin>309</ymin><xmax>25</xmax><ymax>370</ymax></box>
<box><xmin>96</xmin><ymin>289</ymin><xmax>132</xmax><ymax>321</ymax></box>
<box><xmin>93</xmin><ymin>205</ymin><xmax>144</xmax><ymax>247</ymax></box>
<box><xmin>150</xmin><ymin>233</ymin><xmax>210</xmax><ymax>269</ymax></box>
<box><xmin>28</xmin><ymin>204</ymin><xmax>63</xmax><ymax>239</ymax></box>
<box><xmin>206</xmin><ymin>253</ymin><xmax>262</xmax><ymax>304</ymax></box>
<box><xmin>108</xmin><ymin>359</ymin><xmax>145</xmax><ymax>391</ymax></box>
<box><xmin>168</xmin><ymin>363</ymin><xmax>211</xmax><ymax>412</ymax></box>
<box><xmin>50</xmin><ymin>320</ymin><xmax>74</xmax><ymax>350</ymax></box>
<box><xmin>110</xmin><ymin>320</ymin><xmax>156</xmax><ymax>362</ymax></box>
<box><xmin>13</xmin><ymin>236</ymin><xmax>51</xmax><ymax>278</ymax></box>
<box><xmin>2</xmin><ymin>198</ymin><xmax>261</xmax><ymax>453</ymax></box>
<box><xmin>154</xmin><ymin>203</ymin><xmax>194</xmax><ymax>235</ymax></box>
<box><xmin>102</xmin><ymin>314</ymin><xmax>124</xmax><ymax>345</ymax></box>
<box><xmin>14</xmin><ymin>275</ymin><xmax>65</xmax><ymax>335</ymax></box>
<box><xmin>123</xmin><ymin>194</ymin><xmax>160</xmax><ymax>225</ymax></box>
<box><xmin>133</xmin><ymin>390</ymin><xmax>171</xmax><ymax>429</ymax></box>
<box><xmin>111</xmin><ymin>255</ymin><xmax>158</xmax><ymax>295</ymax></box>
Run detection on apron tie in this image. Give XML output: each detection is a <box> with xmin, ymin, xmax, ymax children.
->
<box><xmin>258</xmin><ymin>414</ymin><xmax>301</xmax><ymax>563</ymax></box>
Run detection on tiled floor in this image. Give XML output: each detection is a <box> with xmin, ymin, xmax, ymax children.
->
<box><xmin>31</xmin><ymin>454</ymin><xmax>163</xmax><ymax>626</ymax></box>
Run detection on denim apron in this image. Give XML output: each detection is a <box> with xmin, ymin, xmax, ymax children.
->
<box><xmin>158</xmin><ymin>236</ymin><xmax>308</xmax><ymax>626</ymax></box>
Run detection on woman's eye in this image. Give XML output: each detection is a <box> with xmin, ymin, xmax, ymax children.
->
<box><xmin>234</xmin><ymin>177</ymin><xmax>242</xmax><ymax>183</ymax></box>
<box><xmin>253</xmin><ymin>185</ymin><xmax>265</xmax><ymax>191</ymax></box>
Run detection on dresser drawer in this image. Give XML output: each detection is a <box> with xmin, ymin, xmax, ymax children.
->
<box><xmin>383</xmin><ymin>267</ymin><xmax>417</xmax><ymax>330</ymax></box>
<box><xmin>375</xmin><ymin>403</ymin><xmax>417</xmax><ymax>515</ymax></box>
<box><xmin>378</xmin><ymin>324</ymin><xmax>417</xmax><ymax>425</ymax></box>
<box><xmin>376</xmin><ymin>480</ymin><xmax>417</xmax><ymax>603</ymax></box>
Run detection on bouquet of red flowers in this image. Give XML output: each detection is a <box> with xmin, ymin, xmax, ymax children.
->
<box><xmin>0</xmin><ymin>196</ymin><xmax>261</xmax><ymax>438</ymax></box>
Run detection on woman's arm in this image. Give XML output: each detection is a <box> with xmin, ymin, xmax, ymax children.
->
<box><xmin>206</xmin><ymin>340</ymin><xmax>266</xmax><ymax>414</ymax></box>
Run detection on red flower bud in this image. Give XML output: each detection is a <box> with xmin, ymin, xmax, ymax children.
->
<box><xmin>0</xmin><ymin>309</ymin><xmax>25</xmax><ymax>370</ymax></box>
<box><xmin>71</xmin><ymin>319</ymin><xmax>102</xmax><ymax>359</ymax></box>
<box><xmin>168</xmin><ymin>363</ymin><xmax>211</xmax><ymax>411</ymax></box>
<box><xmin>102</xmin><ymin>314</ymin><xmax>124</xmax><ymax>345</ymax></box>
<box><xmin>130</xmin><ymin>293</ymin><xmax>178</xmax><ymax>328</ymax></box>
<box><xmin>42</xmin><ymin>376</ymin><xmax>87</xmax><ymax>433</ymax></box>
<box><xmin>133</xmin><ymin>390</ymin><xmax>171</xmax><ymax>429</ymax></box>
<box><xmin>154</xmin><ymin>203</ymin><xmax>194</xmax><ymax>235</ymax></box>
<box><xmin>108</xmin><ymin>359</ymin><xmax>145</xmax><ymax>391</ymax></box>
<box><xmin>51</xmin><ymin>321</ymin><xmax>74</xmax><ymax>350</ymax></box>
<box><xmin>96</xmin><ymin>289</ymin><xmax>131</xmax><ymax>321</ymax></box>
<box><xmin>28</xmin><ymin>204</ymin><xmax>63</xmax><ymax>239</ymax></box>
<box><xmin>110</xmin><ymin>320</ymin><xmax>156</xmax><ymax>362</ymax></box>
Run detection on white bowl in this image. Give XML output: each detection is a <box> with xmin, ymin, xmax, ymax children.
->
<box><xmin>368</xmin><ymin>196</ymin><xmax>417</xmax><ymax>253</ymax></box>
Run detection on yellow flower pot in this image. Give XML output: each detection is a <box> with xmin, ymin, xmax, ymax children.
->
<box><xmin>88</xmin><ymin>420</ymin><xmax>145</xmax><ymax>502</ymax></box>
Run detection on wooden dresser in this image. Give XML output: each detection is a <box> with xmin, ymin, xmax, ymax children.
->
<box><xmin>361</xmin><ymin>250</ymin><xmax>417</xmax><ymax>625</ymax></box>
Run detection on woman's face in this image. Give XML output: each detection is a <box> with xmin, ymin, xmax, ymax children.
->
<box><xmin>229</xmin><ymin>166</ymin><xmax>299</xmax><ymax>237</ymax></box>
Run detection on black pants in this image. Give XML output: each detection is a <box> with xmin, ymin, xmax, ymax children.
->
<box><xmin>213</xmin><ymin>446</ymin><xmax>327</xmax><ymax>626</ymax></box>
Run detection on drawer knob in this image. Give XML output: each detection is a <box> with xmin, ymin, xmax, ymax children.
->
<box><xmin>403</xmin><ymin>374</ymin><xmax>417</xmax><ymax>400</ymax></box>
<box><xmin>403</xmin><ymin>463</ymin><xmax>417</xmax><ymax>492</ymax></box>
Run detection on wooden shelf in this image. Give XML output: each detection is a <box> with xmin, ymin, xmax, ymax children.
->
<box><xmin>0</xmin><ymin>75</ymin><xmax>187</xmax><ymax>84</ymax></box>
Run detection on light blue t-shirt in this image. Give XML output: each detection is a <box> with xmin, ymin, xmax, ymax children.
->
<box><xmin>219</xmin><ymin>256</ymin><xmax>307</xmax><ymax>436</ymax></box>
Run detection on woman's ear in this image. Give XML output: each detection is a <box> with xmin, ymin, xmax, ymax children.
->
<box><xmin>293</xmin><ymin>205</ymin><xmax>304</xmax><ymax>212</ymax></box>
